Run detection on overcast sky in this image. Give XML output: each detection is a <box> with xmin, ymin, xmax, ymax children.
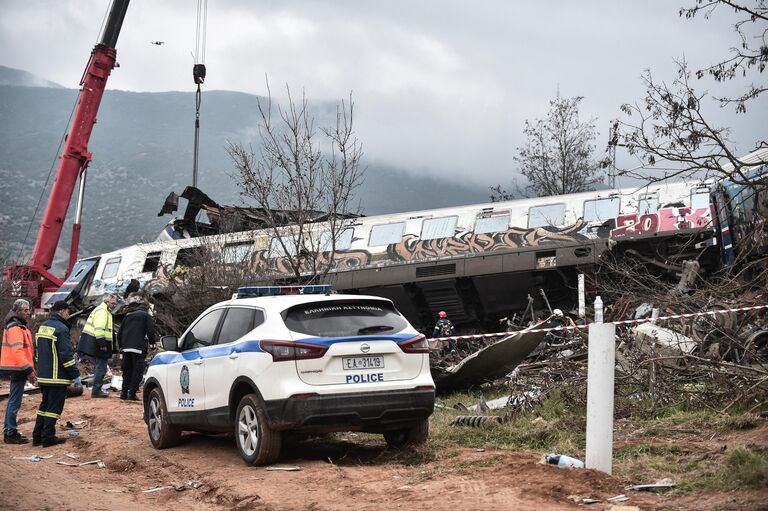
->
<box><xmin>0</xmin><ymin>0</ymin><xmax>764</xmax><ymax>185</ymax></box>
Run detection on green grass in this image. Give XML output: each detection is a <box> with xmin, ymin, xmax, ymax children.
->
<box><xmin>428</xmin><ymin>387</ymin><xmax>767</xmax><ymax>493</ymax></box>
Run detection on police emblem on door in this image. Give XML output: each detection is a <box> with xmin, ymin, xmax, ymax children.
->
<box><xmin>180</xmin><ymin>365</ymin><xmax>190</xmax><ymax>394</ymax></box>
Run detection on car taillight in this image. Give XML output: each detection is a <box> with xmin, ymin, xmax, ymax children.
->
<box><xmin>398</xmin><ymin>334</ymin><xmax>430</xmax><ymax>354</ymax></box>
<box><xmin>259</xmin><ymin>340</ymin><xmax>328</xmax><ymax>361</ymax></box>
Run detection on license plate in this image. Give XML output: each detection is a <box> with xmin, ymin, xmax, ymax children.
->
<box><xmin>342</xmin><ymin>355</ymin><xmax>385</xmax><ymax>370</ymax></box>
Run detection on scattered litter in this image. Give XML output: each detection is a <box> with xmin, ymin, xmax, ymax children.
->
<box><xmin>607</xmin><ymin>494</ymin><xmax>630</xmax><ymax>502</ymax></box>
<box><xmin>568</xmin><ymin>494</ymin><xmax>600</xmax><ymax>505</ymax></box>
<box><xmin>626</xmin><ymin>478</ymin><xmax>675</xmax><ymax>491</ymax></box>
<box><xmin>78</xmin><ymin>459</ymin><xmax>103</xmax><ymax>466</ymax></box>
<box><xmin>265</xmin><ymin>465</ymin><xmax>302</xmax><ymax>471</ymax></box>
<box><xmin>67</xmin><ymin>431</ymin><xmax>80</xmax><ymax>437</ymax></box>
<box><xmin>474</xmin><ymin>448</ymin><xmax>486</xmax><ymax>452</ymax></box>
<box><xmin>143</xmin><ymin>485</ymin><xmax>174</xmax><ymax>493</ymax></box>
<box><xmin>545</xmin><ymin>453</ymin><xmax>584</xmax><ymax>468</ymax></box>
<box><xmin>580</xmin><ymin>498</ymin><xmax>600</xmax><ymax>504</ymax></box>
<box><xmin>60</xmin><ymin>420</ymin><xmax>87</xmax><ymax>431</ymax></box>
<box><xmin>187</xmin><ymin>480</ymin><xmax>203</xmax><ymax>489</ymax></box>
<box><xmin>65</xmin><ymin>452</ymin><xmax>80</xmax><ymax>460</ymax></box>
<box><xmin>450</xmin><ymin>415</ymin><xmax>502</xmax><ymax>427</ymax></box>
<box><xmin>14</xmin><ymin>454</ymin><xmax>52</xmax><ymax>462</ymax></box>
<box><xmin>56</xmin><ymin>461</ymin><xmax>80</xmax><ymax>466</ymax></box>
<box><xmin>97</xmin><ymin>461</ymin><xmax>107</xmax><ymax>469</ymax></box>
<box><xmin>103</xmin><ymin>489</ymin><xmax>125</xmax><ymax>493</ymax></box>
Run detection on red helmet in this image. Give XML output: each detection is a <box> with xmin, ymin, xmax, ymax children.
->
<box><xmin>438</xmin><ymin>311</ymin><xmax>447</xmax><ymax>318</ymax></box>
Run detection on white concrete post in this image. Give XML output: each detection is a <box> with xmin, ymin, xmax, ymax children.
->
<box><xmin>586</xmin><ymin>320</ymin><xmax>616</xmax><ymax>474</ymax></box>
<box><xmin>578</xmin><ymin>274</ymin><xmax>585</xmax><ymax>319</ymax></box>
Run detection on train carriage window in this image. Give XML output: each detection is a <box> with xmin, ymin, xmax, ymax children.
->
<box><xmin>222</xmin><ymin>242</ymin><xmax>253</xmax><ymax>264</ymax></box>
<box><xmin>421</xmin><ymin>216</ymin><xmax>458</xmax><ymax>240</ymax></box>
<box><xmin>176</xmin><ymin>246</ymin><xmax>206</xmax><ymax>267</ymax></box>
<box><xmin>269</xmin><ymin>236</ymin><xmax>299</xmax><ymax>257</ymax></box>
<box><xmin>691</xmin><ymin>188</ymin><xmax>711</xmax><ymax>210</ymax></box>
<box><xmin>639</xmin><ymin>193</ymin><xmax>659</xmax><ymax>215</ymax></box>
<box><xmin>141</xmin><ymin>252</ymin><xmax>161</xmax><ymax>273</ymax></box>
<box><xmin>101</xmin><ymin>257</ymin><xmax>121</xmax><ymax>279</ymax></box>
<box><xmin>583</xmin><ymin>197</ymin><xmax>621</xmax><ymax>223</ymax></box>
<box><xmin>319</xmin><ymin>228</ymin><xmax>354</xmax><ymax>252</ymax></box>
<box><xmin>528</xmin><ymin>203</ymin><xmax>566</xmax><ymax>228</ymax></box>
<box><xmin>369</xmin><ymin>222</ymin><xmax>405</xmax><ymax>246</ymax></box>
<box><xmin>475</xmin><ymin>214</ymin><xmax>510</xmax><ymax>234</ymax></box>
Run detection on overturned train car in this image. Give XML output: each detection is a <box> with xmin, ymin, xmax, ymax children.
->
<box><xmin>51</xmin><ymin>164</ymin><xmax>767</xmax><ymax>332</ymax></box>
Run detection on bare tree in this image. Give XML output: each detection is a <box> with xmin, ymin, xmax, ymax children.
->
<box><xmin>617</xmin><ymin>1</ymin><xmax>767</xmax><ymax>185</ymax></box>
<box><xmin>227</xmin><ymin>84</ymin><xmax>365</xmax><ymax>282</ymax></box>
<box><xmin>513</xmin><ymin>95</ymin><xmax>606</xmax><ymax>197</ymax></box>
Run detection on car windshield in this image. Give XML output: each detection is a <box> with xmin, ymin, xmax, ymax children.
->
<box><xmin>282</xmin><ymin>299</ymin><xmax>407</xmax><ymax>337</ymax></box>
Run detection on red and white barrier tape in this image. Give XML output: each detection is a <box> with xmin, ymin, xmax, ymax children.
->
<box><xmin>427</xmin><ymin>303</ymin><xmax>768</xmax><ymax>343</ymax></box>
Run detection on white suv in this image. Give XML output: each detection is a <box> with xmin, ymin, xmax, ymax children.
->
<box><xmin>143</xmin><ymin>286</ymin><xmax>435</xmax><ymax>465</ymax></box>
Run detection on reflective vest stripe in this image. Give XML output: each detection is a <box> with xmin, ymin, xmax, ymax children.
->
<box><xmin>62</xmin><ymin>359</ymin><xmax>76</xmax><ymax>368</ymax></box>
<box><xmin>1</xmin><ymin>341</ymin><xmax>28</xmax><ymax>348</ymax></box>
<box><xmin>52</xmin><ymin>339</ymin><xmax>58</xmax><ymax>380</ymax></box>
<box><xmin>36</xmin><ymin>410</ymin><xmax>61</xmax><ymax>419</ymax></box>
<box><xmin>0</xmin><ymin>363</ymin><xmax>32</xmax><ymax>371</ymax></box>
<box><xmin>37</xmin><ymin>378</ymin><xmax>72</xmax><ymax>385</ymax></box>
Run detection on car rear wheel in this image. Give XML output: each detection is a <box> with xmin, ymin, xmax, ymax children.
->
<box><xmin>384</xmin><ymin>417</ymin><xmax>429</xmax><ymax>448</ymax></box>
<box><xmin>235</xmin><ymin>393</ymin><xmax>281</xmax><ymax>466</ymax></box>
<box><xmin>146</xmin><ymin>387</ymin><xmax>181</xmax><ymax>449</ymax></box>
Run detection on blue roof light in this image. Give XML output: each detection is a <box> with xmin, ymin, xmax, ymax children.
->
<box><xmin>235</xmin><ymin>284</ymin><xmax>335</xmax><ymax>298</ymax></box>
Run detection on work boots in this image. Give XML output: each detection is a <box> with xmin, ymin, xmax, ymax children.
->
<box><xmin>127</xmin><ymin>391</ymin><xmax>139</xmax><ymax>401</ymax></box>
<box><xmin>3</xmin><ymin>432</ymin><xmax>29</xmax><ymax>444</ymax></box>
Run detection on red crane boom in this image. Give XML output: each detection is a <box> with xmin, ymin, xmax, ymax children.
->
<box><xmin>4</xmin><ymin>0</ymin><xmax>130</xmax><ymax>304</ymax></box>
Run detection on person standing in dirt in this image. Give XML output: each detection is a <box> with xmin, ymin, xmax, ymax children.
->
<box><xmin>117</xmin><ymin>293</ymin><xmax>156</xmax><ymax>401</ymax></box>
<box><xmin>1</xmin><ymin>299</ymin><xmax>36</xmax><ymax>444</ymax></box>
<box><xmin>33</xmin><ymin>301</ymin><xmax>80</xmax><ymax>447</ymax></box>
<box><xmin>77</xmin><ymin>293</ymin><xmax>119</xmax><ymax>398</ymax></box>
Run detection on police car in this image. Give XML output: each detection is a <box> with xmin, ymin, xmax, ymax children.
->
<box><xmin>143</xmin><ymin>285</ymin><xmax>435</xmax><ymax>465</ymax></box>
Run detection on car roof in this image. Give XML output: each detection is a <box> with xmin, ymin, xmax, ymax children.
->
<box><xmin>220</xmin><ymin>293</ymin><xmax>393</xmax><ymax>312</ymax></box>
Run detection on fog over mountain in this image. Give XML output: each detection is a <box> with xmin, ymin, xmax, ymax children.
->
<box><xmin>0</xmin><ymin>66</ymin><xmax>490</xmax><ymax>271</ymax></box>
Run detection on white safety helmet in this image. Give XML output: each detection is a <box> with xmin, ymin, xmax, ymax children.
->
<box><xmin>552</xmin><ymin>308</ymin><xmax>564</xmax><ymax>317</ymax></box>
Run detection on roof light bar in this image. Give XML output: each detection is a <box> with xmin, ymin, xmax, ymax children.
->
<box><xmin>234</xmin><ymin>284</ymin><xmax>335</xmax><ymax>298</ymax></box>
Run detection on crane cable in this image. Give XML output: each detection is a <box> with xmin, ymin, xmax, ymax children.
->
<box><xmin>192</xmin><ymin>0</ymin><xmax>207</xmax><ymax>188</ymax></box>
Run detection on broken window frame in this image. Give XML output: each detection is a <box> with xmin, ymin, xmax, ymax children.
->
<box><xmin>141</xmin><ymin>251</ymin><xmax>162</xmax><ymax>273</ymax></box>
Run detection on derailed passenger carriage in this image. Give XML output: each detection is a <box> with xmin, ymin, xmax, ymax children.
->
<box><xmin>52</xmin><ymin>166</ymin><xmax>766</xmax><ymax>333</ymax></box>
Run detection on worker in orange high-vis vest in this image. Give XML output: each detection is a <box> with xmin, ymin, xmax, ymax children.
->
<box><xmin>1</xmin><ymin>299</ymin><xmax>37</xmax><ymax>444</ymax></box>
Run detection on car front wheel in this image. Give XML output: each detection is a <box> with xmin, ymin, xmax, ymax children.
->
<box><xmin>146</xmin><ymin>387</ymin><xmax>181</xmax><ymax>449</ymax></box>
<box><xmin>235</xmin><ymin>393</ymin><xmax>281</xmax><ymax>466</ymax></box>
<box><xmin>384</xmin><ymin>417</ymin><xmax>429</xmax><ymax>448</ymax></box>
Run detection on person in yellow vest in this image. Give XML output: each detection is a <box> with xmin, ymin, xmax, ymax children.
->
<box><xmin>33</xmin><ymin>301</ymin><xmax>80</xmax><ymax>446</ymax></box>
<box><xmin>77</xmin><ymin>294</ymin><xmax>119</xmax><ymax>398</ymax></box>
<box><xmin>1</xmin><ymin>299</ymin><xmax>36</xmax><ymax>444</ymax></box>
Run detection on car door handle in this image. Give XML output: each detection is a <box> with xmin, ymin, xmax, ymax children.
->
<box><xmin>228</xmin><ymin>353</ymin><xmax>239</xmax><ymax>359</ymax></box>
<box><xmin>193</xmin><ymin>359</ymin><xmax>204</xmax><ymax>365</ymax></box>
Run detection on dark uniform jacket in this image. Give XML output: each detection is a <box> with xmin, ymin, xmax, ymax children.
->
<box><xmin>117</xmin><ymin>305</ymin><xmax>157</xmax><ymax>353</ymax></box>
<box><xmin>35</xmin><ymin>313</ymin><xmax>80</xmax><ymax>386</ymax></box>
<box><xmin>432</xmin><ymin>318</ymin><xmax>455</xmax><ymax>338</ymax></box>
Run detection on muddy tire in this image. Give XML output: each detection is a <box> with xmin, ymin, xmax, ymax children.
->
<box><xmin>146</xmin><ymin>387</ymin><xmax>181</xmax><ymax>449</ymax></box>
<box><xmin>235</xmin><ymin>393</ymin><xmax>281</xmax><ymax>466</ymax></box>
<box><xmin>384</xmin><ymin>418</ymin><xmax>429</xmax><ymax>448</ymax></box>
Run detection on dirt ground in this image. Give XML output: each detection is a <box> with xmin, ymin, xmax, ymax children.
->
<box><xmin>1</xmin><ymin>386</ymin><xmax>767</xmax><ymax>511</ymax></box>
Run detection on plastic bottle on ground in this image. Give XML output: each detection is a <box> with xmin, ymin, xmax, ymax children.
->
<box><xmin>546</xmin><ymin>453</ymin><xmax>585</xmax><ymax>468</ymax></box>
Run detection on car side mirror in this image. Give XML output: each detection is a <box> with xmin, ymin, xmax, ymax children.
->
<box><xmin>160</xmin><ymin>335</ymin><xmax>179</xmax><ymax>352</ymax></box>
